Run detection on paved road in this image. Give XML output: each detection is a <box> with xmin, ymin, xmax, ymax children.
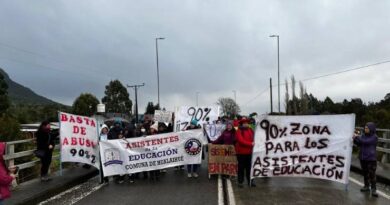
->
<box><xmin>74</xmin><ymin>162</ymin><xmax>219</xmax><ymax>205</ymax></box>
<box><xmin>233</xmin><ymin>176</ymin><xmax>390</xmax><ymax>205</ymax></box>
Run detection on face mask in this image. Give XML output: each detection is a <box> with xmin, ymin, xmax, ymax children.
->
<box><xmin>141</xmin><ymin>129</ymin><xmax>146</xmax><ymax>132</ymax></box>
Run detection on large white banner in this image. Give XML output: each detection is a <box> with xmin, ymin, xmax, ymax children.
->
<box><xmin>59</xmin><ymin>112</ymin><xmax>100</xmax><ymax>169</ymax></box>
<box><xmin>204</xmin><ymin>124</ymin><xmax>226</xmax><ymax>142</ymax></box>
<box><xmin>174</xmin><ymin>106</ymin><xmax>220</xmax><ymax>132</ymax></box>
<box><xmin>251</xmin><ymin>114</ymin><xmax>355</xmax><ymax>184</ymax></box>
<box><xmin>100</xmin><ymin>130</ymin><xmax>204</xmax><ymax>176</ymax></box>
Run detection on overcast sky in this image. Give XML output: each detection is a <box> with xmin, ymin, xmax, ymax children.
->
<box><xmin>1</xmin><ymin>0</ymin><xmax>390</xmax><ymax>115</ymax></box>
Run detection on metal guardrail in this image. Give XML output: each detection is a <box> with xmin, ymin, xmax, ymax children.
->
<box><xmin>355</xmin><ymin>127</ymin><xmax>390</xmax><ymax>162</ymax></box>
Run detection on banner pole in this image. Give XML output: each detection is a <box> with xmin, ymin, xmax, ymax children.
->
<box><xmin>96</xmin><ymin>117</ymin><xmax>103</xmax><ymax>184</ymax></box>
<box><xmin>58</xmin><ymin>111</ymin><xmax>63</xmax><ymax>176</ymax></box>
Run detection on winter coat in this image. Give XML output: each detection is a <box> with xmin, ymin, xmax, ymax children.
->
<box><xmin>36</xmin><ymin>129</ymin><xmax>55</xmax><ymax>152</ymax></box>
<box><xmin>235</xmin><ymin>128</ymin><xmax>254</xmax><ymax>155</ymax></box>
<box><xmin>0</xmin><ymin>142</ymin><xmax>13</xmax><ymax>200</ymax></box>
<box><xmin>354</xmin><ymin>122</ymin><xmax>378</xmax><ymax>161</ymax></box>
<box><xmin>213</xmin><ymin>130</ymin><xmax>236</xmax><ymax>145</ymax></box>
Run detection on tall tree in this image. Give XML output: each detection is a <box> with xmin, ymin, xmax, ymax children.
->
<box><xmin>285</xmin><ymin>79</ymin><xmax>291</xmax><ymax>114</ymax></box>
<box><xmin>102</xmin><ymin>80</ymin><xmax>133</xmax><ymax>115</ymax></box>
<box><xmin>72</xmin><ymin>93</ymin><xmax>99</xmax><ymax>117</ymax></box>
<box><xmin>216</xmin><ymin>97</ymin><xmax>241</xmax><ymax>117</ymax></box>
<box><xmin>145</xmin><ymin>102</ymin><xmax>160</xmax><ymax>114</ymax></box>
<box><xmin>0</xmin><ymin>71</ymin><xmax>10</xmax><ymax>115</ymax></box>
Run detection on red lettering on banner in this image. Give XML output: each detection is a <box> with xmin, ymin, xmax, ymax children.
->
<box><xmin>61</xmin><ymin>114</ymin><xmax>68</xmax><ymax>122</ymax></box>
<box><xmin>73</xmin><ymin>126</ymin><xmax>80</xmax><ymax>134</ymax></box>
<box><xmin>68</xmin><ymin>137</ymin><xmax>96</xmax><ymax>148</ymax></box>
<box><xmin>62</xmin><ymin>137</ymin><xmax>69</xmax><ymax>145</ymax></box>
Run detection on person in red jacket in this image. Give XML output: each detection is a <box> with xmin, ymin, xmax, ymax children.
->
<box><xmin>235</xmin><ymin>119</ymin><xmax>255</xmax><ymax>188</ymax></box>
<box><xmin>0</xmin><ymin>142</ymin><xmax>17</xmax><ymax>204</ymax></box>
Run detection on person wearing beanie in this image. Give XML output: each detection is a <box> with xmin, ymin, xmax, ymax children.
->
<box><xmin>235</xmin><ymin>118</ymin><xmax>255</xmax><ymax>188</ymax></box>
<box><xmin>186</xmin><ymin>119</ymin><xmax>201</xmax><ymax>178</ymax></box>
<box><xmin>353</xmin><ymin>122</ymin><xmax>379</xmax><ymax>197</ymax></box>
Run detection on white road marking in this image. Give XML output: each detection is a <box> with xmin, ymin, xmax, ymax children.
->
<box><xmin>349</xmin><ymin>177</ymin><xmax>390</xmax><ymax>200</ymax></box>
<box><xmin>218</xmin><ymin>175</ymin><xmax>224</xmax><ymax>205</ymax></box>
<box><xmin>38</xmin><ymin>180</ymin><xmax>105</xmax><ymax>205</ymax></box>
<box><xmin>226</xmin><ymin>178</ymin><xmax>236</xmax><ymax>205</ymax></box>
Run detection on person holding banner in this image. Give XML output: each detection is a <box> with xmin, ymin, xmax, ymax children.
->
<box><xmin>353</xmin><ymin>122</ymin><xmax>378</xmax><ymax>197</ymax></box>
<box><xmin>186</xmin><ymin>119</ymin><xmax>202</xmax><ymax>178</ymax></box>
<box><xmin>108</xmin><ymin>120</ymin><xmax>125</xmax><ymax>184</ymax></box>
<box><xmin>99</xmin><ymin>124</ymin><xmax>109</xmax><ymax>183</ymax></box>
<box><xmin>235</xmin><ymin>118</ymin><xmax>255</xmax><ymax>188</ymax></box>
<box><xmin>36</xmin><ymin>121</ymin><xmax>56</xmax><ymax>182</ymax></box>
<box><xmin>0</xmin><ymin>142</ymin><xmax>17</xmax><ymax>205</ymax></box>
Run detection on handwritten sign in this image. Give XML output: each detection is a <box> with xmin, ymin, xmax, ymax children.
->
<box><xmin>208</xmin><ymin>144</ymin><xmax>237</xmax><ymax>176</ymax></box>
<box><xmin>251</xmin><ymin>114</ymin><xmax>355</xmax><ymax>184</ymax></box>
<box><xmin>174</xmin><ymin>106</ymin><xmax>219</xmax><ymax>132</ymax></box>
<box><xmin>59</xmin><ymin>112</ymin><xmax>100</xmax><ymax>169</ymax></box>
<box><xmin>204</xmin><ymin>124</ymin><xmax>226</xmax><ymax>141</ymax></box>
<box><xmin>154</xmin><ymin>110</ymin><xmax>173</xmax><ymax>124</ymax></box>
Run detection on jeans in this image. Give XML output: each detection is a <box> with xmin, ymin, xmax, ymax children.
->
<box><xmin>40</xmin><ymin>150</ymin><xmax>53</xmax><ymax>177</ymax></box>
<box><xmin>187</xmin><ymin>164</ymin><xmax>199</xmax><ymax>173</ymax></box>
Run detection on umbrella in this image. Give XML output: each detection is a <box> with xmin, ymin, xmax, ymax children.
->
<box><xmin>104</xmin><ymin>117</ymin><xmax>130</xmax><ymax>128</ymax></box>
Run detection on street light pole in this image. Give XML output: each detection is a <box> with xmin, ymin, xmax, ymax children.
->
<box><xmin>232</xmin><ymin>90</ymin><xmax>237</xmax><ymax>103</ymax></box>
<box><xmin>155</xmin><ymin>37</ymin><xmax>165</xmax><ymax>107</ymax></box>
<box><xmin>270</xmin><ymin>35</ymin><xmax>280</xmax><ymax>113</ymax></box>
<box><xmin>127</xmin><ymin>83</ymin><xmax>145</xmax><ymax>124</ymax></box>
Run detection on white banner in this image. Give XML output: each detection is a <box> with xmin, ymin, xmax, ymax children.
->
<box><xmin>100</xmin><ymin>130</ymin><xmax>204</xmax><ymax>176</ymax></box>
<box><xmin>59</xmin><ymin>112</ymin><xmax>100</xmax><ymax>169</ymax></box>
<box><xmin>204</xmin><ymin>124</ymin><xmax>226</xmax><ymax>142</ymax></box>
<box><xmin>251</xmin><ymin>114</ymin><xmax>355</xmax><ymax>184</ymax></box>
<box><xmin>154</xmin><ymin>110</ymin><xmax>173</xmax><ymax>124</ymax></box>
<box><xmin>174</xmin><ymin>106</ymin><xmax>220</xmax><ymax>132</ymax></box>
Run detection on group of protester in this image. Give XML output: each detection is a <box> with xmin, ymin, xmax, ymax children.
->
<box><xmin>0</xmin><ymin>115</ymin><xmax>380</xmax><ymax>203</ymax></box>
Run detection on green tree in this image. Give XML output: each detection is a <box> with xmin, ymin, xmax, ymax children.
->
<box><xmin>0</xmin><ymin>71</ymin><xmax>10</xmax><ymax>115</ymax></box>
<box><xmin>102</xmin><ymin>80</ymin><xmax>133</xmax><ymax>115</ymax></box>
<box><xmin>72</xmin><ymin>93</ymin><xmax>99</xmax><ymax>117</ymax></box>
<box><xmin>145</xmin><ymin>102</ymin><xmax>160</xmax><ymax>114</ymax></box>
<box><xmin>0</xmin><ymin>116</ymin><xmax>21</xmax><ymax>141</ymax></box>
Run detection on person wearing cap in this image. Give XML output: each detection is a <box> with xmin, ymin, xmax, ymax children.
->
<box><xmin>235</xmin><ymin>118</ymin><xmax>255</xmax><ymax>188</ymax></box>
<box><xmin>353</xmin><ymin>122</ymin><xmax>378</xmax><ymax>197</ymax></box>
<box><xmin>186</xmin><ymin>119</ymin><xmax>202</xmax><ymax>178</ymax></box>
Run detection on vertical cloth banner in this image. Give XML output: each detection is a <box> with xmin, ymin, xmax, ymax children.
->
<box><xmin>59</xmin><ymin>112</ymin><xmax>100</xmax><ymax>169</ymax></box>
<box><xmin>174</xmin><ymin>106</ymin><xmax>220</xmax><ymax>132</ymax></box>
<box><xmin>251</xmin><ymin>114</ymin><xmax>355</xmax><ymax>184</ymax></box>
<box><xmin>208</xmin><ymin>144</ymin><xmax>238</xmax><ymax>176</ymax></box>
<box><xmin>204</xmin><ymin>124</ymin><xmax>226</xmax><ymax>142</ymax></box>
<box><xmin>154</xmin><ymin>110</ymin><xmax>173</xmax><ymax>124</ymax></box>
<box><xmin>100</xmin><ymin>130</ymin><xmax>205</xmax><ymax>176</ymax></box>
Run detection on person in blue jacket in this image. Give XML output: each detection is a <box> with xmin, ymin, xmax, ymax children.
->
<box><xmin>353</xmin><ymin>122</ymin><xmax>378</xmax><ymax>197</ymax></box>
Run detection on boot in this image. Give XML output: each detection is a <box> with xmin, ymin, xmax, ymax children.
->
<box><xmin>371</xmin><ymin>189</ymin><xmax>378</xmax><ymax>197</ymax></box>
<box><xmin>360</xmin><ymin>186</ymin><xmax>370</xmax><ymax>192</ymax></box>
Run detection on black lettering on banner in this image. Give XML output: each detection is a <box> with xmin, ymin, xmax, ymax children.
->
<box><xmin>290</xmin><ymin>123</ymin><xmax>302</xmax><ymax>135</ymax></box>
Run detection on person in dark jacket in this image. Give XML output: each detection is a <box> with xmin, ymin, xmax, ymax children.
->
<box><xmin>36</xmin><ymin>121</ymin><xmax>56</xmax><ymax>182</ymax></box>
<box><xmin>108</xmin><ymin>120</ymin><xmax>125</xmax><ymax>183</ymax></box>
<box><xmin>235</xmin><ymin>118</ymin><xmax>255</xmax><ymax>188</ymax></box>
<box><xmin>353</xmin><ymin>122</ymin><xmax>378</xmax><ymax>197</ymax></box>
<box><xmin>212</xmin><ymin>121</ymin><xmax>236</xmax><ymax>145</ymax></box>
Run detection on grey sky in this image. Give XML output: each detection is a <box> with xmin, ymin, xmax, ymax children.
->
<box><xmin>1</xmin><ymin>0</ymin><xmax>390</xmax><ymax>115</ymax></box>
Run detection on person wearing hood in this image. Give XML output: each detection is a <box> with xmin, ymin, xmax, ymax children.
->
<box><xmin>36</xmin><ymin>121</ymin><xmax>56</xmax><ymax>182</ymax></box>
<box><xmin>99</xmin><ymin>124</ymin><xmax>109</xmax><ymax>183</ymax></box>
<box><xmin>235</xmin><ymin>118</ymin><xmax>255</xmax><ymax>188</ymax></box>
<box><xmin>353</xmin><ymin>122</ymin><xmax>378</xmax><ymax>197</ymax></box>
<box><xmin>0</xmin><ymin>142</ymin><xmax>17</xmax><ymax>204</ymax></box>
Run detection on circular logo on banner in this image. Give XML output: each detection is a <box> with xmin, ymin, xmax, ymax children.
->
<box><xmin>184</xmin><ymin>138</ymin><xmax>202</xmax><ymax>155</ymax></box>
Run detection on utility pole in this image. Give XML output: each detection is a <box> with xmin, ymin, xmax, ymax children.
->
<box><xmin>127</xmin><ymin>83</ymin><xmax>145</xmax><ymax>124</ymax></box>
<box><xmin>270</xmin><ymin>78</ymin><xmax>273</xmax><ymax>113</ymax></box>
